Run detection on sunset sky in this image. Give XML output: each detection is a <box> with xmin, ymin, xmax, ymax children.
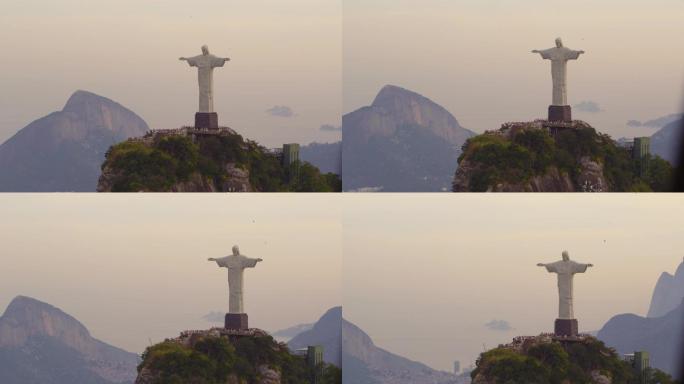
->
<box><xmin>343</xmin><ymin>194</ymin><xmax>684</xmax><ymax>372</ymax></box>
<box><xmin>344</xmin><ymin>0</ymin><xmax>684</xmax><ymax>138</ymax></box>
<box><xmin>0</xmin><ymin>194</ymin><xmax>342</xmax><ymax>353</ymax></box>
<box><xmin>0</xmin><ymin>0</ymin><xmax>341</xmax><ymax>147</ymax></box>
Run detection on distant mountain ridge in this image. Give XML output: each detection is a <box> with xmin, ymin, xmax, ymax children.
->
<box><xmin>342</xmin><ymin>85</ymin><xmax>475</xmax><ymax>191</ymax></box>
<box><xmin>288</xmin><ymin>307</ymin><xmax>341</xmax><ymax>366</ymax></box>
<box><xmin>286</xmin><ymin>307</ymin><xmax>460</xmax><ymax>383</ymax></box>
<box><xmin>597</xmin><ymin>299</ymin><xmax>684</xmax><ymax>378</ymax></box>
<box><xmin>650</xmin><ymin>117</ymin><xmax>683</xmax><ymax>166</ymax></box>
<box><xmin>596</xmin><ymin>259</ymin><xmax>684</xmax><ymax>378</ymax></box>
<box><xmin>647</xmin><ymin>258</ymin><xmax>684</xmax><ymax>318</ymax></box>
<box><xmin>300</xmin><ymin>141</ymin><xmax>341</xmax><ymax>175</ymax></box>
<box><xmin>0</xmin><ymin>296</ymin><xmax>138</xmax><ymax>384</ymax></box>
<box><xmin>0</xmin><ymin>90</ymin><xmax>148</xmax><ymax>191</ymax></box>
<box><xmin>342</xmin><ymin>317</ymin><xmax>461</xmax><ymax>384</ymax></box>
<box><xmin>272</xmin><ymin>322</ymin><xmax>314</xmax><ymax>342</ymax></box>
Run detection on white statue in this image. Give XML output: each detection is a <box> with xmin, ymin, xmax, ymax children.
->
<box><xmin>208</xmin><ymin>245</ymin><xmax>262</xmax><ymax>314</ymax></box>
<box><xmin>180</xmin><ymin>45</ymin><xmax>230</xmax><ymax>113</ymax></box>
<box><xmin>532</xmin><ymin>38</ymin><xmax>585</xmax><ymax>106</ymax></box>
<box><xmin>537</xmin><ymin>251</ymin><xmax>593</xmax><ymax>319</ymax></box>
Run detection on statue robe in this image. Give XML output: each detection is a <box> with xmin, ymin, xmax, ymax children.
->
<box><xmin>184</xmin><ymin>54</ymin><xmax>228</xmax><ymax>112</ymax></box>
<box><xmin>537</xmin><ymin>47</ymin><xmax>582</xmax><ymax>106</ymax></box>
<box><xmin>214</xmin><ymin>254</ymin><xmax>259</xmax><ymax>314</ymax></box>
<box><xmin>544</xmin><ymin>260</ymin><xmax>589</xmax><ymax>319</ymax></box>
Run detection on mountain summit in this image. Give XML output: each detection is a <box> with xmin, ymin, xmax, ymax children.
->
<box><xmin>342</xmin><ymin>85</ymin><xmax>475</xmax><ymax>191</ymax></box>
<box><xmin>0</xmin><ymin>295</ymin><xmax>139</xmax><ymax>384</ymax></box>
<box><xmin>0</xmin><ymin>90</ymin><xmax>148</xmax><ymax>191</ymax></box>
<box><xmin>368</xmin><ymin>85</ymin><xmax>472</xmax><ymax>146</ymax></box>
<box><xmin>647</xmin><ymin>258</ymin><xmax>684</xmax><ymax>318</ymax></box>
<box><xmin>288</xmin><ymin>306</ymin><xmax>342</xmax><ymax>366</ymax></box>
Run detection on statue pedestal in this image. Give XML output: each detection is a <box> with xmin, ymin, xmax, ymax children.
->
<box><xmin>225</xmin><ymin>313</ymin><xmax>248</xmax><ymax>330</ymax></box>
<box><xmin>554</xmin><ymin>318</ymin><xmax>578</xmax><ymax>337</ymax></box>
<box><xmin>195</xmin><ymin>112</ymin><xmax>219</xmax><ymax>129</ymax></box>
<box><xmin>548</xmin><ymin>105</ymin><xmax>572</xmax><ymax>122</ymax></box>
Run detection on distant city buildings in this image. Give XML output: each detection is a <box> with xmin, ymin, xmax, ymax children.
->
<box><xmin>617</xmin><ymin>137</ymin><xmax>651</xmax><ymax>160</ymax></box>
<box><xmin>453</xmin><ymin>360</ymin><xmax>460</xmax><ymax>374</ymax></box>
<box><xmin>282</xmin><ymin>143</ymin><xmax>301</xmax><ymax>167</ymax></box>
<box><xmin>633</xmin><ymin>137</ymin><xmax>651</xmax><ymax>160</ymax></box>
<box><xmin>294</xmin><ymin>345</ymin><xmax>324</xmax><ymax>384</ymax></box>
<box><xmin>623</xmin><ymin>351</ymin><xmax>650</xmax><ymax>384</ymax></box>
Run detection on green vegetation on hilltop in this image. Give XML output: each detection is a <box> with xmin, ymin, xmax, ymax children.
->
<box><xmin>101</xmin><ymin>134</ymin><xmax>341</xmax><ymax>192</ymax></box>
<box><xmin>139</xmin><ymin>335</ymin><xmax>341</xmax><ymax>384</ymax></box>
<box><xmin>472</xmin><ymin>337</ymin><xmax>678</xmax><ymax>384</ymax></box>
<box><xmin>457</xmin><ymin>126</ymin><xmax>674</xmax><ymax>192</ymax></box>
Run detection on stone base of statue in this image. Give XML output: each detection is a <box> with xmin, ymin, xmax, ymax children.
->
<box><xmin>225</xmin><ymin>313</ymin><xmax>248</xmax><ymax>330</ymax></box>
<box><xmin>195</xmin><ymin>112</ymin><xmax>219</xmax><ymax>129</ymax></box>
<box><xmin>554</xmin><ymin>318</ymin><xmax>578</xmax><ymax>337</ymax></box>
<box><xmin>548</xmin><ymin>105</ymin><xmax>572</xmax><ymax>122</ymax></box>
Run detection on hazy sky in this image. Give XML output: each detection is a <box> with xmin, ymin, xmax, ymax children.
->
<box><xmin>0</xmin><ymin>0</ymin><xmax>341</xmax><ymax>147</ymax></box>
<box><xmin>0</xmin><ymin>194</ymin><xmax>341</xmax><ymax>354</ymax></box>
<box><xmin>343</xmin><ymin>194</ymin><xmax>684</xmax><ymax>372</ymax></box>
<box><xmin>344</xmin><ymin>0</ymin><xmax>684</xmax><ymax>138</ymax></box>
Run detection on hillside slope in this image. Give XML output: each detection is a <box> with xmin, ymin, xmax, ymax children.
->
<box><xmin>453</xmin><ymin>121</ymin><xmax>673</xmax><ymax>192</ymax></box>
<box><xmin>343</xmin><ymin>317</ymin><xmax>461</xmax><ymax>384</ymax></box>
<box><xmin>0</xmin><ymin>296</ymin><xmax>139</xmax><ymax>384</ymax></box>
<box><xmin>98</xmin><ymin>130</ymin><xmax>340</xmax><ymax>192</ymax></box>
<box><xmin>0</xmin><ymin>91</ymin><xmax>148</xmax><ymax>191</ymax></box>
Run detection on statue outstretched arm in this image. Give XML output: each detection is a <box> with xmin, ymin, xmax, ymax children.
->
<box><xmin>243</xmin><ymin>257</ymin><xmax>262</xmax><ymax>268</ymax></box>
<box><xmin>536</xmin><ymin>263</ymin><xmax>546</xmax><ymax>267</ymax></box>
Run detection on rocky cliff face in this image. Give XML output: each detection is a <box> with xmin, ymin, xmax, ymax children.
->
<box><xmin>343</xmin><ymin>85</ymin><xmax>475</xmax><ymax>191</ymax></box>
<box><xmin>0</xmin><ymin>296</ymin><xmax>138</xmax><ymax>384</ymax></box>
<box><xmin>454</xmin><ymin>157</ymin><xmax>606</xmax><ymax>192</ymax></box>
<box><xmin>647</xmin><ymin>259</ymin><xmax>684</xmax><ymax>318</ymax></box>
<box><xmin>0</xmin><ymin>90</ymin><xmax>148</xmax><ymax>191</ymax></box>
<box><xmin>98</xmin><ymin>154</ymin><xmax>254</xmax><ymax>193</ymax></box>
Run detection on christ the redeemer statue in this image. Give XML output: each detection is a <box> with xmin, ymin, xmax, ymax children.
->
<box><xmin>532</xmin><ymin>38</ymin><xmax>584</xmax><ymax>122</ymax></box>
<box><xmin>209</xmin><ymin>245</ymin><xmax>262</xmax><ymax>329</ymax></box>
<box><xmin>180</xmin><ymin>45</ymin><xmax>230</xmax><ymax>128</ymax></box>
<box><xmin>537</xmin><ymin>250</ymin><xmax>593</xmax><ymax>336</ymax></box>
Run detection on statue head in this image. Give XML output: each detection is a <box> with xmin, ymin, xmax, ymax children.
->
<box><xmin>201</xmin><ymin>45</ymin><xmax>209</xmax><ymax>55</ymax></box>
<box><xmin>555</xmin><ymin>38</ymin><xmax>563</xmax><ymax>48</ymax></box>
<box><xmin>232</xmin><ymin>245</ymin><xmax>240</xmax><ymax>255</ymax></box>
<box><xmin>562</xmin><ymin>250</ymin><xmax>570</xmax><ymax>261</ymax></box>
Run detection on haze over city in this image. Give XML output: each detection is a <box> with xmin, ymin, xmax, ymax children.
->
<box><xmin>344</xmin><ymin>0</ymin><xmax>684</xmax><ymax>139</ymax></box>
<box><xmin>343</xmin><ymin>194</ymin><xmax>684</xmax><ymax>372</ymax></box>
<box><xmin>0</xmin><ymin>194</ymin><xmax>342</xmax><ymax>354</ymax></box>
<box><xmin>0</xmin><ymin>0</ymin><xmax>342</xmax><ymax>148</ymax></box>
